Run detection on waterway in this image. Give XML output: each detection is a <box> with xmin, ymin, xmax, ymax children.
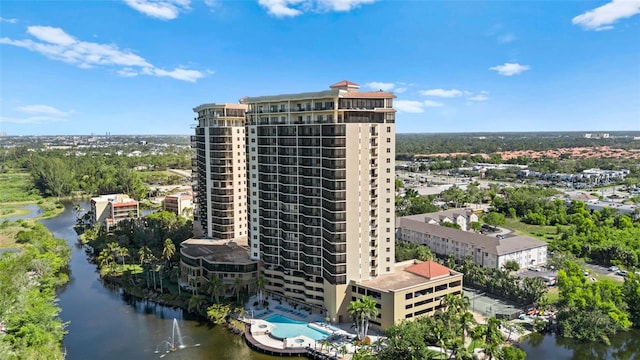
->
<box><xmin>41</xmin><ymin>202</ymin><xmax>277</xmax><ymax>360</ymax></box>
<box><xmin>520</xmin><ymin>331</ymin><xmax>640</xmax><ymax>360</ymax></box>
<box><xmin>30</xmin><ymin>202</ymin><xmax>640</xmax><ymax>359</ymax></box>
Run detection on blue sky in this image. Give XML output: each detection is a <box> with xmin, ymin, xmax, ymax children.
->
<box><xmin>1</xmin><ymin>0</ymin><xmax>639</xmax><ymax>135</ymax></box>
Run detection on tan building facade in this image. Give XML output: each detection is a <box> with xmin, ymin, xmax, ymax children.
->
<box><xmin>352</xmin><ymin>260</ymin><xmax>463</xmax><ymax>329</ymax></box>
<box><xmin>243</xmin><ymin>81</ymin><xmax>397</xmax><ymax>320</ymax></box>
<box><xmin>90</xmin><ymin>194</ymin><xmax>139</xmax><ymax>227</ymax></box>
<box><xmin>164</xmin><ymin>192</ymin><xmax>194</xmax><ymax>217</ymax></box>
<box><xmin>191</xmin><ymin>103</ymin><xmax>248</xmax><ymax>239</ymax></box>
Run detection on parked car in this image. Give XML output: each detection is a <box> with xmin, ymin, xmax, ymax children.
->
<box><xmin>608</xmin><ymin>266</ymin><xmax>619</xmax><ymax>272</ymax></box>
<box><xmin>617</xmin><ymin>270</ymin><xmax>628</xmax><ymax>277</ymax></box>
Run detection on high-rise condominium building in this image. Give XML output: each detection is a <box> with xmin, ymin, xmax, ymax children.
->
<box><xmin>243</xmin><ymin>81</ymin><xmax>396</xmax><ymax>322</ymax></box>
<box><xmin>191</xmin><ymin>103</ymin><xmax>248</xmax><ymax>240</ymax></box>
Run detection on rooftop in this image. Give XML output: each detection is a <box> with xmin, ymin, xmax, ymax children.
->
<box><xmin>180</xmin><ymin>237</ymin><xmax>255</xmax><ymax>264</ymax></box>
<box><xmin>356</xmin><ymin>260</ymin><xmax>460</xmax><ymax>292</ymax></box>
<box><xmin>397</xmin><ymin>217</ymin><xmax>547</xmax><ymax>256</ymax></box>
<box><xmin>403</xmin><ymin>208</ymin><xmax>475</xmax><ymax>223</ymax></box>
<box><xmin>330</xmin><ymin>80</ymin><xmax>359</xmax><ymax>88</ymax></box>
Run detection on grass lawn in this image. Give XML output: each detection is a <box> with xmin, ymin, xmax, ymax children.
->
<box><xmin>545</xmin><ymin>287</ymin><xmax>560</xmax><ymax>305</ymax></box>
<box><xmin>503</xmin><ymin>218</ymin><xmax>562</xmax><ymax>242</ymax></box>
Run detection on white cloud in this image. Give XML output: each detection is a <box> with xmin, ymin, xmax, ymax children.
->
<box><xmin>28</xmin><ymin>25</ymin><xmax>77</xmax><ymax>45</ymax></box>
<box><xmin>3</xmin><ymin>104</ymin><xmax>74</xmax><ymax>124</ymax></box>
<box><xmin>497</xmin><ymin>33</ymin><xmax>516</xmax><ymax>44</ymax></box>
<box><xmin>423</xmin><ymin>100</ymin><xmax>444</xmax><ymax>107</ymax></box>
<box><xmin>395</xmin><ymin>99</ymin><xmax>445</xmax><ymax>113</ymax></box>
<box><xmin>258</xmin><ymin>0</ymin><xmax>376</xmax><ymax>17</ymax></box>
<box><xmin>365</xmin><ymin>81</ymin><xmax>411</xmax><ymax>94</ymax></box>
<box><xmin>0</xmin><ymin>17</ymin><xmax>18</xmax><ymax>23</ymax></box>
<box><xmin>123</xmin><ymin>0</ymin><xmax>191</xmax><ymax>20</ymax></box>
<box><xmin>204</xmin><ymin>0</ymin><xmax>218</xmax><ymax>11</ymax></box>
<box><xmin>258</xmin><ymin>0</ymin><xmax>304</xmax><ymax>17</ymax></box>
<box><xmin>0</xmin><ymin>25</ymin><xmax>206</xmax><ymax>82</ymax></box>
<box><xmin>394</xmin><ymin>100</ymin><xmax>426</xmax><ymax>113</ymax></box>
<box><xmin>572</xmin><ymin>0</ymin><xmax>640</xmax><ymax>31</ymax></box>
<box><xmin>317</xmin><ymin>0</ymin><xmax>376</xmax><ymax>12</ymax></box>
<box><xmin>365</xmin><ymin>82</ymin><xmax>395</xmax><ymax>91</ymax></box>
<box><xmin>419</xmin><ymin>88</ymin><xmax>463</xmax><ymax>98</ymax></box>
<box><xmin>489</xmin><ymin>63</ymin><xmax>530</xmax><ymax>76</ymax></box>
<box><xmin>16</xmin><ymin>104</ymin><xmax>72</xmax><ymax>116</ymax></box>
<box><xmin>468</xmin><ymin>91</ymin><xmax>489</xmax><ymax>101</ymax></box>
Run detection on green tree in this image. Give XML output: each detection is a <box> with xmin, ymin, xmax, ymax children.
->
<box><xmin>206</xmin><ymin>275</ymin><xmax>224</xmax><ymax>304</ymax></box>
<box><xmin>162</xmin><ymin>238</ymin><xmax>176</xmax><ymax>269</ymax></box>
<box><xmin>348</xmin><ymin>296</ymin><xmax>379</xmax><ymax>341</ymax></box>
<box><xmin>502</xmin><ymin>260</ymin><xmax>520</xmax><ymax>272</ymax></box>
<box><xmin>483</xmin><ymin>212</ymin><xmax>506</xmax><ymax>227</ymax></box>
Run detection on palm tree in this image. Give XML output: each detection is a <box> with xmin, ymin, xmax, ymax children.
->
<box><xmin>118</xmin><ymin>246</ymin><xmax>129</xmax><ymax>266</ymax></box>
<box><xmin>188</xmin><ymin>294</ymin><xmax>207</xmax><ymax>315</ymax></box>
<box><xmin>254</xmin><ymin>276</ymin><xmax>266</xmax><ymax>307</ymax></box>
<box><xmin>231</xmin><ymin>278</ymin><xmax>243</xmax><ymax>304</ymax></box>
<box><xmin>206</xmin><ymin>275</ymin><xmax>224</xmax><ymax>303</ymax></box>
<box><xmin>459</xmin><ymin>311</ymin><xmax>476</xmax><ymax>341</ymax></box>
<box><xmin>97</xmin><ymin>249</ymin><xmax>112</xmax><ymax>269</ymax></box>
<box><xmin>434</xmin><ymin>325</ymin><xmax>448</xmax><ymax>359</ymax></box>
<box><xmin>474</xmin><ymin>317</ymin><xmax>503</xmax><ymax>360</ymax></box>
<box><xmin>162</xmin><ymin>238</ymin><xmax>176</xmax><ymax>269</ymax></box>
<box><xmin>348</xmin><ymin>296</ymin><xmax>379</xmax><ymax>341</ymax></box>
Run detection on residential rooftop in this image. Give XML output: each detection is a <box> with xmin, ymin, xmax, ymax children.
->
<box><xmin>356</xmin><ymin>260</ymin><xmax>460</xmax><ymax>292</ymax></box>
<box><xmin>180</xmin><ymin>238</ymin><xmax>254</xmax><ymax>264</ymax></box>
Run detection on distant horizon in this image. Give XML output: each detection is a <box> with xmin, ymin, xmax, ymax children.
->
<box><xmin>4</xmin><ymin>130</ymin><xmax>640</xmax><ymax>137</ymax></box>
<box><xmin>1</xmin><ymin>1</ymin><xmax>638</xmax><ymax>135</ymax></box>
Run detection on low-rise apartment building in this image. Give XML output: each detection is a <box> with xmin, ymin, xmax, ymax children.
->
<box><xmin>179</xmin><ymin>238</ymin><xmax>258</xmax><ymax>295</ymax></box>
<box><xmin>90</xmin><ymin>194</ymin><xmax>139</xmax><ymax>227</ymax></box>
<box><xmin>396</xmin><ymin>217</ymin><xmax>547</xmax><ymax>269</ymax></box>
<box><xmin>351</xmin><ymin>260</ymin><xmax>463</xmax><ymax>329</ymax></box>
<box><xmin>164</xmin><ymin>192</ymin><xmax>194</xmax><ymax>217</ymax></box>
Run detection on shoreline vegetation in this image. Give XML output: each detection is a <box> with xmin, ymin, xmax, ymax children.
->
<box><xmin>0</xmin><ymin>219</ymin><xmax>71</xmax><ymax>359</ymax></box>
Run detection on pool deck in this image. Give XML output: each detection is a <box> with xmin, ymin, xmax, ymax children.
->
<box><xmin>242</xmin><ymin>296</ymin><xmax>385</xmax><ymax>359</ymax></box>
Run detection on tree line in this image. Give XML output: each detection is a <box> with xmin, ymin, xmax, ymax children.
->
<box><xmin>396</xmin><ymin>132</ymin><xmax>640</xmax><ymax>158</ymax></box>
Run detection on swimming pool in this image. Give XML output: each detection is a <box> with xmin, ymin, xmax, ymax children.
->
<box><xmin>264</xmin><ymin>314</ymin><xmax>330</xmax><ymax>341</ymax></box>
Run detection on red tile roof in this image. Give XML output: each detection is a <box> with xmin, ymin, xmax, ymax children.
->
<box><xmin>330</xmin><ymin>80</ymin><xmax>359</xmax><ymax>88</ymax></box>
<box><xmin>113</xmin><ymin>201</ymin><xmax>138</xmax><ymax>207</ymax></box>
<box><xmin>405</xmin><ymin>260</ymin><xmax>451</xmax><ymax>279</ymax></box>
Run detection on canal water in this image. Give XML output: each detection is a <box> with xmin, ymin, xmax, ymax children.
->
<box><xmin>34</xmin><ymin>202</ymin><xmax>640</xmax><ymax>359</ymax></box>
<box><xmin>42</xmin><ymin>202</ymin><xmax>277</xmax><ymax>360</ymax></box>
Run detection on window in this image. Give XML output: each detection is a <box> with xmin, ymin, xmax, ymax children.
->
<box><xmin>386</xmin><ymin>138</ymin><xmax>390</xmax><ymax>143</ymax></box>
<box><xmin>387</xmin><ymin>126</ymin><xmax>391</xmax><ymax>132</ymax></box>
<box><xmin>386</xmin><ymin>158</ymin><xmax>391</xmax><ymax>163</ymax></box>
<box><xmin>251</xmin><ymin>128</ymin><xmax>255</xmax><ymax>134</ymax></box>
<box><xmin>387</xmin><ymin>148</ymin><xmax>391</xmax><ymax>153</ymax></box>
<box><xmin>386</xmin><ymin>247</ymin><xmax>390</xmax><ymax>252</ymax></box>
